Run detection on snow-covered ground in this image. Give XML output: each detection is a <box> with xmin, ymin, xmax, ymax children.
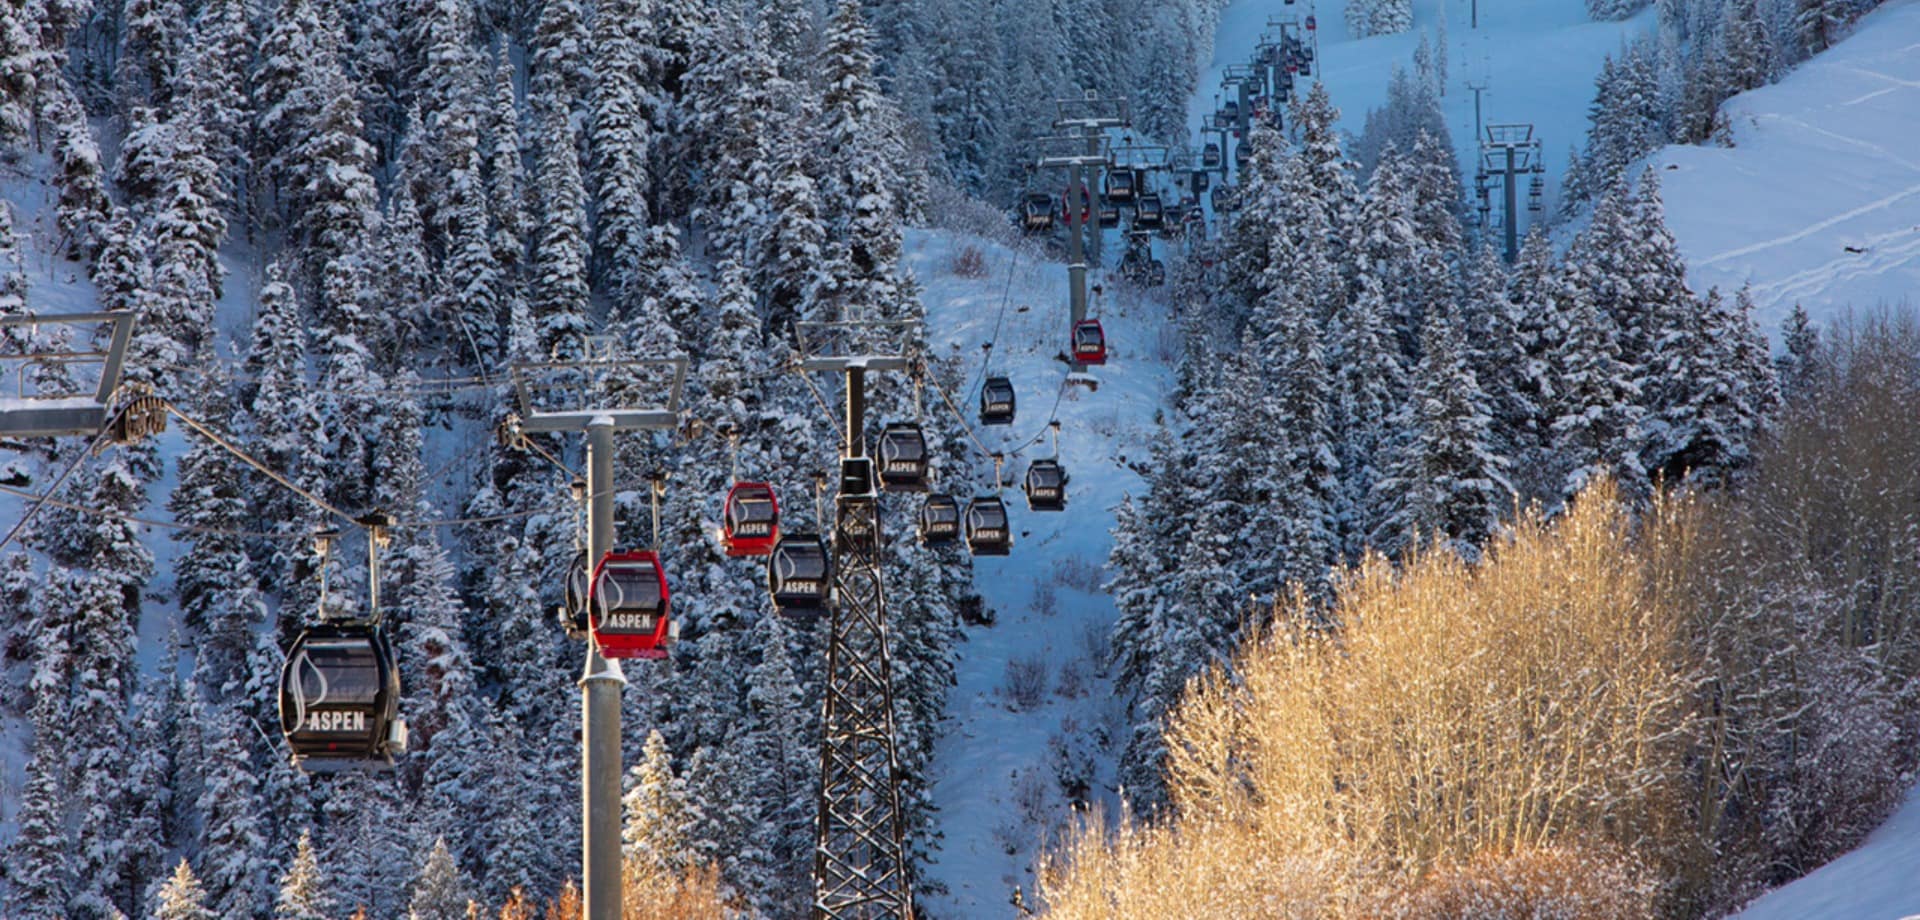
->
<box><xmin>1655</xmin><ymin>0</ymin><xmax>1920</xmax><ymax>332</ymax></box>
<box><xmin>1731</xmin><ymin>781</ymin><xmax>1920</xmax><ymax>920</ymax></box>
<box><xmin>907</xmin><ymin>229</ymin><xmax>1175</xmax><ymax>915</ymax></box>
<box><xmin>1190</xmin><ymin>0</ymin><xmax>1652</xmax><ymax>220</ymax></box>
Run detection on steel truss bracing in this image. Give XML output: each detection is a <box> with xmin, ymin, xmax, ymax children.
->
<box><xmin>799</xmin><ymin>350</ymin><xmax>916</xmax><ymax>920</ymax></box>
<box><xmin>814</xmin><ymin>465</ymin><xmax>913</xmax><ymax>919</ymax></box>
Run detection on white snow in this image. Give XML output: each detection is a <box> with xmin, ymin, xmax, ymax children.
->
<box><xmin>1731</xmin><ymin>781</ymin><xmax>1920</xmax><ymax>920</ymax></box>
<box><xmin>1654</xmin><ymin>0</ymin><xmax>1920</xmax><ymax>332</ymax></box>
<box><xmin>1190</xmin><ymin>0</ymin><xmax>1653</xmax><ymax>222</ymax></box>
<box><xmin>908</xmin><ymin>228</ymin><xmax>1174</xmax><ymax>914</ymax></box>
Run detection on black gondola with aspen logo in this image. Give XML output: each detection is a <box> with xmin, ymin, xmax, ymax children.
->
<box><xmin>280</xmin><ymin>623</ymin><xmax>406</xmax><ymax>772</ymax></box>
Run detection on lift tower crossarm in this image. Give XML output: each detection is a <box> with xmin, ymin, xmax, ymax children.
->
<box><xmin>509</xmin><ymin>347</ymin><xmax>689</xmax><ymax>920</ymax></box>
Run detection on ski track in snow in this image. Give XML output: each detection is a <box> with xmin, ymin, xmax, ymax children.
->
<box><xmin>1657</xmin><ymin>0</ymin><xmax>1920</xmax><ymax>332</ymax></box>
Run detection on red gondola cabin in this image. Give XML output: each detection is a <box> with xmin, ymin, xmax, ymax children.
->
<box><xmin>722</xmin><ymin>482</ymin><xmax>779</xmax><ymax>557</ymax></box>
<box><xmin>1072</xmin><ymin>319</ymin><xmax>1108</xmax><ymax>365</ymax></box>
<box><xmin>590</xmin><ymin>551</ymin><xmax>671</xmax><ymax>659</ymax></box>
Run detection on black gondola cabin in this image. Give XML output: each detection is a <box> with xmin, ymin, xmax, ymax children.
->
<box><xmin>1135</xmin><ymin>193</ymin><xmax>1165</xmax><ymax>230</ymax></box>
<box><xmin>1022</xmin><ymin>192</ymin><xmax>1055</xmax><ymax>233</ymax></box>
<box><xmin>980</xmin><ymin>376</ymin><xmax>1016</xmax><ymax>425</ymax></box>
<box><xmin>590</xmin><ymin>551</ymin><xmax>671</xmax><ymax>659</ymax></box>
<box><xmin>920</xmin><ymin>494</ymin><xmax>960</xmax><ymax>545</ymax></box>
<box><xmin>279</xmin><ymin>624</ymin><xmax>406</xmax><ymax>772</ymax></box>
<box><xmin>768</xmin><ymin>533</ymin><xmax>833</xmax><ymax>617</ymax></box>
<box><xmin>722</xmin><ymin>482</ymin><xmax>780</xmax><ymax>557</ymax></box>
<box><xmin>1073</xmin><ymin>319</ymin><xmax>1108</xmax><ymax>365</ymax></box>
<box><xmin>1201</xmin><ymin>142</ymin><xmax>1222</xmax><ymax>169</ymax></box>
<box><xmin>964</xmin><ymin>495</ymin><xmax>1012</xmax><ymax>555</ymax></box>
<box><xmin>1025</xmin><ymin>459</ymin><xmax>1068</xmax><ymax>511</ymax></box>
<box><xmin>878</xmin><ymin>423</ymin><xmax>930</xmax><ymax>492</ymax></box>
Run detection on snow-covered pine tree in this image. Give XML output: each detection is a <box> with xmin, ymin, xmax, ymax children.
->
<box><xmin>1775</xmin><ymin>302</ymin><xmax>1821</xmax><ymax>402</ymax></box>
<box><xmin>152</xmin><ymin>860</ymin><xmax>215</xmax><ymax>920</ymax></box>
<box><xmin>486</xmin><ymin>53</ymin><xmax>530</xmax><ymax>275</ymax></box>
<box><xmin>274</xmin><ymin>829</ymin><xmax>330</xmax><ymax>920</ymax></box>
<box><xmin>587</xmin><ymin>0</ymin><xmax>656</xmax><ymax>310</ymax></box>
<box><xmin>529</xmin><ymin>106</ymin><xmax>590</xmax><ymax>361</ymax></box>
<box><xmin>528</xmin><ymin>0</ymin><xmax>589</xmax><ymax>122</ymax></box>
<box><xmin>38</xmin><ymin>73</ymin><xmax>111</xmax><ymax>258</ymax></box>
<box><xmin>1330</xmin><ymin>271</ymin><xmax>1408</xmax><ymax>563</ymax></box>
<box><xmin>624</xmin><ymin>728</ymin><xmax>693</xmax><ymax>878</ymax></box>
<box><xmin>1347</xmin><ymin>0</ymin><xmax>1414</xmax><ymax>37</ymax></box>
<box><xmin>1546</xmin><ymin>281</ymin><xmax>1649</xmax><ymax>506</ymax></box>
<box><xmin>408</xmin><ymin>838</ymin><xmax>472</xmax><ymax>920</ymax></box>
<box><xmin>1588</xmin><ymin>0</ymin><xmax>1652</xmax><ymax>19</ymax></box>
<box><xmin>816</xmin><ymin>0</ymin><xmax>904</xmax><ymax>322</ymax></box>
<box><xmin>756</xmin><ymin>128</ymin><xmax>828</xmax><ymax>338</ymax></box>
<box><xmin>195</xmin><ymin>704</ymin><xmax>272</xmax><ymax>918</ymax></box>
<box><xmin>7</xmin><ymin>625</ymin><xmax>72</xmax><ymax>918</ymax></box>
<box><xmin>1370</xmin><ymin>304</ymin><xmax>1512</xmax><ymax>561</ymax></box>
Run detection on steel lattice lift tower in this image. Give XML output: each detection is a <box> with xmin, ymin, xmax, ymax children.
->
<box><xmin>797</xmin><ymin>321</ymin><xmax>918</xmax><ymax>920</ymax></box>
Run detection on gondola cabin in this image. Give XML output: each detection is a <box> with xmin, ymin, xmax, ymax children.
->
<box><xmin>1022</xmin><ymin>192</ymin><xmax>1055</xmax><ymax>233</ymax></box>
<box><xmin>1192</xmin><ymin>167</ymin><xmax>1211</xmax><ymax>192</ymax></box>
<box><xmin>722</xmin><ymin>482</ymin><xmax>779</xmax><ymax>557</ymax></box>
<box><xmin>964</xmin><ymin>496</ymin><xmax>1012</xmax><ymax>556</ymax></box>
<box><xmin>1097</xmin><ymin>199</ymin><xmax>1120</xmax><ymax>228</ymax></box>
<box><xmin>919</xmin><ymin>494</ymin><xmax>961</xmax><ymax>545</ymax></box>
<box><xmin>1134</xmin><ymin>193</ymin><xmax>1165</xmax><ymax>230</ymax></box>
<box><xmin>980</xmin><ymin>376</ymin><xmax>1016</xmax><ymax>425</ymax></box>
<box><xmin>767</xmin><ymin>533</ymin><xmax>833</xmax><ymax>617</ymax></box>
<box><xmin>1211</xmin><ymin>185</ymin><xmax>1234</xmax><ymax>212</ymax></box>
<box><xmin>1221</xmin><ymin>100</ymin><xmax>1240</xmax><ymax>122</ymax></box>
<box><xmin>1150</xmin><ymin>259</ymin><xmax>1168</xmax><ymax>287</ymax></box>
<box><xmin>1104</xmin><ymin>169</ymin><xmax>1135</xmax><ymax>203</ymax></box>
<box><xmin>1234</xmin><ymin>142</ymin><xmax>1251</xmax><ymax>170</ymax></box>
<box><xmin>1072</xmin><ymin>319</ymin><xmax>1108</xmax><ymax>365</ymax></box>
<box><xmin>1062</xmin><ymin>186</ymin><xmax>1091</xmax><ymax>225</ymax></box>
<box><xmin>589</xmin><ymin>551</ymin><xmax>671</xmax><ymax>659</ymax></box>
<box><xmin>878</xmin><ymin>422</ymin><xmax>930</xmax><ymax>492</ymax></box>
<box><xmin>1025</xmin><ymin>459</ymin><xmax>1068</xmax><ymax>511</ymax></box>
<box><xmin>279</xmin><ymin>624</ymin><xmax>406</xmax><ymax>772</ymax></box>
<box><xmin>1201</xmin><ymin>143</ymin><xmax>1222</xmax><ymax>169</ymax></box>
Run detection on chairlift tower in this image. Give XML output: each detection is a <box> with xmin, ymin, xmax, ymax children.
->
<box><xmin>506</xmin><ymin>341</ymin><xmax>690</xmax><ymax>920</ymax></box>
<box><xmin>794</xmin><ymin>320</ymin><xmax>920</xmax><ymax>920</ymax></box>
<box><xmin>1477</xmin><ymin>123</ymin><xmax>1546</xmax><ymax>262</ymax></box>
<box><xmin>1038</xmin><ymin>94</ymin><xmax>1127</xmax><ymax>372</ymax></box>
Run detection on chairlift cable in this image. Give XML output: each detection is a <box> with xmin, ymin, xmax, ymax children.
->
<box><xmin>964</xmin><ymin>246</ymin><xmax>1024</xmax><ymax>401</ymax></box>
<box><xmin>0</xmin><ymin>407</ymin><xmax>128</xmax><ymax>555</ymax></box>
<box><xmin>163</xmin><ymin>401</ymin><xmax>358</xmax><ymax>524</ymax></box>
<box><xmin>795</xmin><ymin>364</ymin><xmax>849</xmax><ymax>446</ymax></box>
<box><xmin>0</xmin><ymin>482</ymin><xmax>324</xmax><ymax>539</ymax></box>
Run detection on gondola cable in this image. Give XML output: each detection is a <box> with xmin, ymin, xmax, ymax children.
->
<box><xmin>0</xmin><ymin>403</ymin><xmax>125</xmax><ymax>555</ymax></box>
<box><xmin>963</xmin><ymin>246</ymin><xmax>1024</xmax><ymax>403</ymax></box>
<box><xmin>164</xmin><ymin>401</ymin><xmax>357</xmax><ymax>524</ymax></box>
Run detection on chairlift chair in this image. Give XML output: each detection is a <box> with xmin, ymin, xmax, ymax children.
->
<box><xmin>979</xmin><ymin>376</ymin><xmax>1016</xmax><ymax>425</ymax></box>
<box><xmin>767</xmin><ymin>533</ymin><xmax>833</xmax><ymax>618</ymax></box>
<box><xmin>721</xmin><ymin>482</ymin><xmax>779</xmax><ymax>557</ymax></box>
<box><xmin>1024</xmin><ymin>459</ymin><xmax>1068</xmax><ymax>511</ymax></box>
<box><xmin>919</xmin><ymin>494</ymin><xmax>961</xmax><ymax>546</ymax></box>
<box><xmin>588</xmin><ymin>551</ymin><xmax>672</xmax><ymax>659</ymax></box>
<box><xmin>877</xmin><ymin>422</ymin><xmax>930</xmax><ymax>492</ymax></box>
<box><xmin>1022</xmin><ymin>193</ymin><xmax>1056</xmax><ymax>233</ymax></box>
<box><xmin>279</xmin><ymin>623</ymin><xmax>406</xmax><ymax>772</ymax></box>
<box><xmin>964</xmin><ymin>495</ymin><xmax>1012</xmax><ymax>556</ymax></box>
<box><xmin>1072</xmin><ymin>318</ymin><xmax>1108</xmax><ymax>365</ymax></box>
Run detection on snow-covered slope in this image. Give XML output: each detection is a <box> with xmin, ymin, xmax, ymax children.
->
<box><xmin>906</xmin><ymin>230</ymin><xmax>1175</xmax><ymax>915</ymax></box>
<box><xmin>1654</xmin><ymin>0</ymin><xmax>1920</xmax><ymax>332</ymax></box>
<box><xmin>1190</xmin><ymin>0</ymin><xmax>1652</xmax><ymax>212</ymax></box>
<box><xmin>1731</xmin><ymin>781</ymin><xmax>1920</xmax><ymax>920</ymax></box>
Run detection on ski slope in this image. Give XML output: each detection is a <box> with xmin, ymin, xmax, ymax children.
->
<box><xmin>908</xmin><ymin>229</ymin><xmax>1175</xmax><ymax>915</ymax></box>
<box><xmin>1190</xmin><ymin>0</ymin><xmax>1653</xmax><ymax>218</ymax></box>
<box><xmin>1731</xmin><ymin>781</ymin><xmax>1920</xmax><ymax>920</ymax></box>
<box><xmin>1654</xmin><ymin>0</ymin><xmax>1920</xmax><ymax>332</ymax></box>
